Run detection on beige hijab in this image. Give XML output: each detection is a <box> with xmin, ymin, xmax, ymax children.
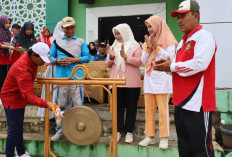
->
<box><xmin>112</xmin><ymin>23</ymin><xmax>140</xmax><ymax>78</ymax></box>
<box><xmin>144</xmin><ymin>16</ymin><xmax>178</xmax><ymax>75</ymax></box>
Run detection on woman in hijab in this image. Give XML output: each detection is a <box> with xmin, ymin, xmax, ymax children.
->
<box><xmin>50</xmin><ymin>21</ymin><xmax>64</xmax><ymax>43</ymax></box>
<box><xmin>37</xmin><ymin>21</ymin><xmax>64</xmax><ymax>122</ymax></box>
<box><xmin>138</xmin><ymin>16</ymin><xmax>178</xmax><ymax>149</ymax></box>
<box><xmin>0</xmin><ymin>15</ymin><xmax>15</xmax><ymax>96</ymax></box>
<box><xmin>106</xmin><ymin>23</ymin><xmax>142</xmax><ymax>143</ymax></box>
<box><xmin>38</xmin><ymin>28</ymin><xmax>52</xmax><ymax>48</ymax></box>
<box><xmin>88</xmin><ymin>42</ymin><xmax>97</xmax><ymax>59</ymax></box>
<box><xmin>11</xmin><ymin>22</ymin><xmax>37</xmax><ymax>64</ymax></box>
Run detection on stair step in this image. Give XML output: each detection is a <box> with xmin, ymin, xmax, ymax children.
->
<box><xmin>0</xmin><ymin>132</ymin><xmax>223</xmax><ymax>157</ymax></box>
<box><xmin>0</xmin><ymin>103</ymin><xmax>177</xmax><ymax>140</ymax></box>
<box><xmin>0</xmin><ymin>103</ymin><xmax>175</xmax><ymax>121</ymax></box>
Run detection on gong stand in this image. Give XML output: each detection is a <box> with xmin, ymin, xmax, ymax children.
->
<box><xmin>38</xmin><ymin>65</ymin><xmax>125</xmax><ymax>157</ymax></box>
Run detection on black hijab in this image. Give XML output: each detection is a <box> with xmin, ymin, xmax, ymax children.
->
<box><xmin>12</xmin><ymin>22</ymin><xmax>37</xmax><ymax>49</ymax></box>
<box><xmin>88</xmin><ymin>42</ymin><xmax>97</xmax><ymax>56</ymax></box>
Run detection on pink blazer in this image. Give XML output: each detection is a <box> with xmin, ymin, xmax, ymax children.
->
<box><xmin>106</xmin><ymin>47</ymin><xmax>142</xmax><ymax>88</ymax></box>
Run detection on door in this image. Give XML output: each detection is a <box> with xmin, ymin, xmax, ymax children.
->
<box><xmin>98</xmin><ymin>14</ymin><xmax>152</xmax><ymax>45</ymax></box>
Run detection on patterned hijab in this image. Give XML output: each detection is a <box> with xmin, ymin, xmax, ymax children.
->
<box><xmin>143</xmin><ymin>16</ymin><xmax>178</xmax><ymax>75</ymax></box>
<box><xmin>0</xmin><ymin>15</ymin><xmax>11</xmax><ymax>56</ymax></box>
<box><xmin>13</xmin><ymin>22</ymin><xmax>37</xmax><ymax>49</ymax></box>
<box><xmin>112</xmin><ymin>23</ymin><xmax>140</xmax><ymax>77</ymax></box>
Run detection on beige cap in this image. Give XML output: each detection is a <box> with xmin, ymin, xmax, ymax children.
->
<box><xmin>62</xmin><ymin>17</ymin><xmax>76</xmax><ymax>28</ymax></box>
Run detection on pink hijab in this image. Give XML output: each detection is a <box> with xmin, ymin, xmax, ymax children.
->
<box><xmin>143</xmin><ymin>16</ymin><xmax>178</xmax><ymax>75</ymax></box>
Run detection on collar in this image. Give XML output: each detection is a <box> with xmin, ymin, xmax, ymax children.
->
<box><xmin>25</xmin><ymin>52</ymin><xmax>37</xmax><ymax>71</ymax></box>
<box><xmin>61</xmin><ymin>35</ymin><xmax>77</xmax><ymax>40</ymax></box>
<box><xmin>99</xmin><ymin>52</ymin><xmax>106</xmax><ymax>56</ymax></box>
<box><xmin>182</xmin><ymin>25</ymin><xmax>202</xmax><ymax>43</ymax></box>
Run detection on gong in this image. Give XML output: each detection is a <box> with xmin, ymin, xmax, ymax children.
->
<box><xmin>61</xmin><ymin>106</ymin><xmax>102</xmax><ymax>145</ymax></box>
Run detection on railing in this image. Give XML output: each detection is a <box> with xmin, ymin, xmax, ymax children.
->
<box><xmin>37</xmin><ymin>65</ymin><xmax>126</xmax><ymax>157</ymax></box>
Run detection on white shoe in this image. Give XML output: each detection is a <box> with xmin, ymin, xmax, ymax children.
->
<box><xmin>159</xmin><ymin>137</ymin><xmax>168</xmax><ymax>149</ymax></box>
<box><xmin>15</xmin><ymin>151</ymin><xmax>31</xmax><ymax>157</ymax></box>
<box><xmin>139</xmin><ymin>136</ymin><xmax>155</xmax><ymax>146</ymax></box>
<box><xmin>117</xmin><ymin>132</ymin><xmax>121</xmax><ymax>142</ymax></box>
<box><xmin>125</xmin><ymin>132</ymin><xmax>133</xmax><ymax>143</ymax></box>
<box><xmin>40</xmin><ymin>117</ymin><xmax>45</xmax><ymax>122</ymax></box>
<box><xmin>51</xmin><ymin>132</ymin><xmax>64</xmax><ymax>141</ymax></box>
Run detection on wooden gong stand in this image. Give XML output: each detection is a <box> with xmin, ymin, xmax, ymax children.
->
<box><xmin>37</xmin><ymin>65</ymin><xmax>125</xmax><ymax>157</ymax></box>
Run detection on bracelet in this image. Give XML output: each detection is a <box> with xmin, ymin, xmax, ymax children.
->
<box><xmin>53</xmin><ymin>59</ymin><xmax>57</xmax><ymax>64</ymax></box>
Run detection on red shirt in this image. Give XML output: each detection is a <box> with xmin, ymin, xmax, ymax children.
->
<box><xmin>11</xmin><ymin>45</ymin><xmax>21</xmax><ymax>64</ymax></box>
<box><xmin>1</xmin><ymin>52</ymin><xmax>47</xmax><ymax>109</ymax></box>
<box><xmin>0</xmin><ymin>43</ymin><xmax>11</xmax><ymax>65</ymax></box>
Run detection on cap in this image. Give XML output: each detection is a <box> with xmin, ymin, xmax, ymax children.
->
<box><xmin>12</xmin><ymin>23</ymin><xmax>21</xmax><ymax>28</ymax></box>
<box><xmin>32</xmin><ymin>42</ymin><xmax>50</xmax><ymax>63</ymax></box>
<box><xmin>62</xmin><ymin>17</ymin><xmax>76</xmax><ymax>28</ymax></box>
<box><xmin>171</xmin><ymin>0</ymin><xmax>199</xmax><ymax>17</ymax></box>
<box><xmin>99</xmin><ymin>42</ymin><xmax>106</xmax><ymax>47</ymax></box>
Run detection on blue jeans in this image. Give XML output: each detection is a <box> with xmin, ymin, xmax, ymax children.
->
<box><xmin>4</xmin><ymin>107</ymin><xmax>25</xmax><ymax>157</ymax></box>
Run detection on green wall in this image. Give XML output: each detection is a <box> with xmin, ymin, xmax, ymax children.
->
<box><xmin>216</xmin><ymin>90</ymin><xmax>232</xmax><ymax>124</ymax></box>
<box><xmin>46</xmin><ymin>0</ymin><xmax>69</xmax><ymax>33</ymax></box>
<box><xmin>68</xmin><ymin>0</ymin><xmax>183</xmax><ymax>41</ymax></box>
<box><xmin>46</xmin><ymin>0</ymin><xmax>183</xmax><ymax>41</ymax></box>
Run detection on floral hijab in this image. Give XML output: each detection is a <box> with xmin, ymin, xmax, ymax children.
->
<box><xmin>0</xmin><ymin>15</ymin><xmax>11</xmax><ymax>56</ymax></box>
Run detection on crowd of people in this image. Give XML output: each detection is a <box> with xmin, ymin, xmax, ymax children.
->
<box><xmin>0</xmin><ymin>0</ymin><xmax>217</xmax><ymax>157</ymax></box>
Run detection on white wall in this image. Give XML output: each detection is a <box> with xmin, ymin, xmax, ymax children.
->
<box><xmin>86</xmin><ymin>3</ymin><xmax>166</xmax><ymax>43</ymax></box>
<box><xmin>198</xmin><ymin>0</ymin><xmax>232</xmax><ymax>88</ymax></box>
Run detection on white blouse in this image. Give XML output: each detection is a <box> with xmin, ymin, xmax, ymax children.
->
<box><xmin>141</xmin><ymin>44</ymin><xmax>176</xmax><ymax>94</ymax></box>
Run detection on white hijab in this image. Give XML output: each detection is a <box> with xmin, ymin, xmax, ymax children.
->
<box><xmin>50</xmin><ymin>21</ymin><xmax>65</xmax><ymax>43</ymax></box>
<box><xmin>112</xmin><ymin>23</ymin><xmax>140</xmax><ymax>77</ymax></box>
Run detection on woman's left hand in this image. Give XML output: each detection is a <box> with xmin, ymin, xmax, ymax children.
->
<box><xmin>120</xmin><ymin>44</ymin><xmax>127</xmax><ymax>60</ymax></box>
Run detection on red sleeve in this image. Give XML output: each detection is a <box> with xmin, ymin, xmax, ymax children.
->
<box><xmin>38</xmin><ymin>37</ymin><xmax>41</xmax><ymax>42</ymax></box>
<box><xmin>16</xmin><ymin>69</ymin><xmax>47</xmax><ymax>108</ymax></box>
<box><xmin>0</xmin><ymin>43</ymin><xmax>2</xmax><ymax>47</ymax></box>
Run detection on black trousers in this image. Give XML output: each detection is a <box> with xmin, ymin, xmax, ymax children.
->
<box><xmin>0</xmin><ymin>65</ymin><xmax>10</xmax><ymax>93</ymax></box>
<box><xmin>174</xmin><ymin>107</ymin><xmax>215</xmax><ymax>157</ymax></box>
<box><xmin>117</xmin><ymin>87</ymin><xmax>140</xmax><ymax>133</ymax></box>
<box><xmin>4</xmin><ymin>107</ymin><xmax>25</xmax><ymax>157</ymax></box>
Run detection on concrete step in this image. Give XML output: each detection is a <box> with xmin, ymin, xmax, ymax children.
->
<box><xmin>0</xmin><ymin>103</ymin><xmax>177</xmax><ymax>140</ymax></box>
<box><xmin>0</xmin><ymin>131</ymin><xmax>223</xmax><ymax>157</ymax></box>
<box><xmin>0</xmin><ymin>117</ymin><xmax>56</xmax><ymax>135</ymax></box>
<box><xmin>0</xmin><ymin>103</ymin><xmax>175</xmax><ymax>122</ymax></box>
<box><xmin>90</xmin><ymin>103</ymin><xmax>175</xmax><ymax>123</ymax></box>
<box><xmin>0</xmin><ymin>103</ymin><xmax>224</xmax><ymax>157</ymax></box>
<box><xmin>102</xmin><ymin>120</ymin><xmax>177</xmax><ymax>140</ymax></box>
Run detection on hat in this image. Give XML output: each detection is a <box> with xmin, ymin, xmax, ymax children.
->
<box><xmin>171</xmin><ymin>0</ymin><xmax>199</xmax><ymax>17</ymax></box>
<box><xmin>62</xmin><ymin>17</ymin><xmax>76</xmax><ymax>28</ymax></box>
<box><xmin>32</xmin><ymin>42</ymin><xmax>50</xmax><ymax>63</ymax></box>
<box><xmin>12</xmin><ymin>23</ymin><xmax>21</xmax><ymax>28</ymax></box>
<box><xmin>99</xmin><ymin>42</ymin><xmax>106</xmax><ymax>47</ymax></box>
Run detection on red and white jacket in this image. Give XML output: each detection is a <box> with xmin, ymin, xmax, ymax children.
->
<box><xmin>170</xmin><ymin>25</ymin><xmax>217</xmax><ymax>112</ymax></box>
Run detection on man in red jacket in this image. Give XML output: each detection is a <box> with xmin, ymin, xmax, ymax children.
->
<box><xmin>1</xmin><ymin>42</ymin><xmax>53</xmax><ymax>157</ymax></box>
<box><xmin>154</xmin><ymin>0</ymin><xmax>216</xmax><ymax>157</ymax></box>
